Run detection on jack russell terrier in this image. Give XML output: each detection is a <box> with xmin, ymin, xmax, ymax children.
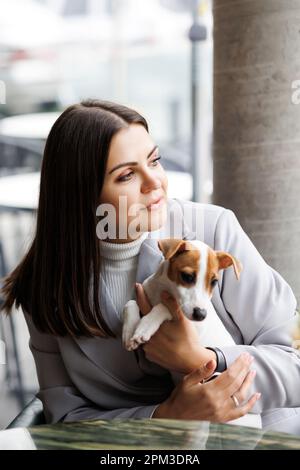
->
<box><xmin>122</xmin><ymin>238</ymin><xmax>261</xmax><ymax>428</ymax></box>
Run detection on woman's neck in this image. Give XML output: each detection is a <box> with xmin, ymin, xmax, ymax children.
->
<box><xmin>99</xmin><ymin>231</ymin><xmax>149</xmax><ymax>261</ymax></box>
<box><xmin>104</xmin><ymin>233</ymin><xmax>146</xmax><ymax>244</ymax></box>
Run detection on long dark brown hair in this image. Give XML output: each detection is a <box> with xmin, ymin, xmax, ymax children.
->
<box><xmin>0</xmin><ymin>99</ymin><xmax>148</xmax><ymax>338</ymax></box>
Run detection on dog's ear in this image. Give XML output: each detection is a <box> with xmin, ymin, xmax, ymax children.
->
<box><xmin>158</xmin><ymin>238</ymin><xmax>191</xmax><ymax>260</ymax></box>
<box><xmin>215</xmin><ymin>251</ymin><xmax>243</xmax><ymax>280</ymax></box>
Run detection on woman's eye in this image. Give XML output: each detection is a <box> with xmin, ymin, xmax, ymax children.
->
<box><xmin>117</xmin><ymin>156</ymin><xmax>162</xmax><ymax>182</ymax></box>
<box><xmin>150</xmin><ymin>156</ymin><xmax>162</xmax><ymax>167</ymax></box>
<box><xmin>211</xmin><ymin>279</ymin><xmax>218</xmax><ymax>287</ymax></box>
<box><xmin>118</xmin><ymin>171</ymin><xmax>134</xmax><ymax>182</ymax></box>
<box><xmin>181</xmin><ymin>271</ymin><xmax>196</xmax><ymax>284</ymax></box>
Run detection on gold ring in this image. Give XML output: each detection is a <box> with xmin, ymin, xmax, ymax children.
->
<box><xmin>231</xmin><ymin>394</ymin><xmax>240</xmax><ymax>408</ymax></box>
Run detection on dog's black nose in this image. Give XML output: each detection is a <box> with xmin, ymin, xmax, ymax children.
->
<box><xmin>192</xmin><ymin>307</ymin><xmax>207</xmax><ymax>321</ymax></box>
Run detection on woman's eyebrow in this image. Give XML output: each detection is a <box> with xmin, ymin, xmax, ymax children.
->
<box><xmin>108</xmin><ymin>145</ymin><xmax>158</xmax><ymax>174</ymax></box>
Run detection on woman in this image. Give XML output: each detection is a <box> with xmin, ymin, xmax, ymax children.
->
<box><xmin>1</xmin><ymin>100</ymin><xmax>299</xmax><ymax>433</ymax></box>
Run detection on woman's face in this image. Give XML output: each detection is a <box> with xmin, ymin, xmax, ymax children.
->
<box><xmin>99</xmin><ymin>124</ymin><xmax>168</xmax><ymax>242</ymax></box>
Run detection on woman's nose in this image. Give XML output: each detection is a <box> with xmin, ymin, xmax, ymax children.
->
<box><xmin>141</xmin><ymin>173</ymin><xmax>162</xmax><ymax>193</ymax></box>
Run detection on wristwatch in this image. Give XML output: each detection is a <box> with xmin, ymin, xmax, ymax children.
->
<box><xmin>206</xmin><ymin>346</ymin><xmax>227</xmax><ymax>372</ymax></box>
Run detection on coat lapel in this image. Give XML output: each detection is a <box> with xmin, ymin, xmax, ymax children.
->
<box><xmin>135</xmin><ymin>238</ymin><xmax>164</xmax><ymax>284</ymax></box>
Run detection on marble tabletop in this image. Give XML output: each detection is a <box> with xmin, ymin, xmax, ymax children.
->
<box><xmin>1</xmin><ymin>419</ymin><xmax>300</xmax><ymax>450</ymax></box>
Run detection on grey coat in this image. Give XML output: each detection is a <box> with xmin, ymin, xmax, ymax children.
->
<box><xmin>24</xmin><ymin>198</ymin><xmax>300</xmax><ymax>434</ymax></box>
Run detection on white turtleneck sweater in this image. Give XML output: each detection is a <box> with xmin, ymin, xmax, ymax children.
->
<box><xmin>99</xmin><ymin>232</ymin><xmax>149</xmax><ymax>319</ymax></box>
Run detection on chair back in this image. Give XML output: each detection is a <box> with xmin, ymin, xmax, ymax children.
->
<box><xmin>7</xmin><ymin>397</ymin><xmax>45</xmax><ymax>428</ymax></box>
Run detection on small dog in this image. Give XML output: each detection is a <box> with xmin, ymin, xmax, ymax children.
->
<box><xmin>122</xmin><ymin>238</ymin><xmax>261</xmax><ymax>428</ymax></box>
<box><xmin>122</xmin><ymin>238</ymin><xmax>242</xmax><ymax>351</ymax></box>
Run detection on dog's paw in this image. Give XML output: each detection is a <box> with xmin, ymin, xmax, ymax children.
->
<box><xmin>128</xmin><ymin>331</ymin><xmax>151</xmax><ymax>351</ymax></box>
<box><xmin>122</xmin><ymin>300</ymin><xmax>141</xmax><ymax>350</ymax></box>
<box><xmin>123</xmin><ymin>338</ymin><xmax>139</xmax><ymax>351</ymax></box>
<box><xmin>126</xmin><ymin>339</ymin><xmax>139</xmax><ymax>351</ymax></box>
<box><xmin>123</xmin><ymin>333</ymin><xmax>142</xmax><ymax>351</ymax></box>
<box><xmin>123</xmin><ymin>336</ymin><xmax>134</xmax><ymax>351</ymax></box>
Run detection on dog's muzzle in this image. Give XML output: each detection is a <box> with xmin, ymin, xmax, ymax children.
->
<box><xmin>192</xmin><ymin>307</ymin><xmax>207</xmax><ymax>321</ymax></box>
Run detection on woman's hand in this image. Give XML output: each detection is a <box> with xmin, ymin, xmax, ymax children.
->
<box><xmin>153</xmin><ymin>353</ymin><xmax>261</xmax><ymax>422</ymax></box>
<box><xmin>135</xmin><ymin>284</ymin><xmax>217</xmax><ymax>374</ymax></box>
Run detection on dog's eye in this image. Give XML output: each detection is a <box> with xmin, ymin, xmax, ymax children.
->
<box><xmin>180</xmin><ymin>272</ymin><xmax>196</xmax><ymax>284</ymax></box>
<box><xmin>211</xmin><ymin>278</ymin><xmax>218</xmax><ymax>287</ymax></box>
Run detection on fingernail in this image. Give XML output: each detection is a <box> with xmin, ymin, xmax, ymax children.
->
<box><xmin>255</xmin><ymin>392</ymin><xmax>261</xmax><ymax>400</ymax></box>
<box><xmin>135</xmin><ymin>283</ymin><xmax>139</xmax><ymax>290</ymax></box>
<box><xmin>205</xmin><ymin>360</ymin><xmax>215</xmax><ymax>369</ymax></box>
<box><xmin>250</xmin><ymin>370</ymin><xmax>256</xmax><ymax>379</ymax></box>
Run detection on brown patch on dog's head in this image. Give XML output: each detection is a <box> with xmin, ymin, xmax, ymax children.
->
<box><xmin>158</xmin><ymin>238</ymin><xmax>200</xmax><ymax>287</ymax></box>
<box><xmin>205</xmin><ymin>249</ymin><xmax>242</xmax><ymax>296</ymax></box>
<box><xmin>157</xmin><ymin>239</ymin><xmax>242</xmax><ymax>293</ymax></box>
<box><xmin>158</xmin><ymin>238</ymin><xmax>188</xmax><ymax>260</ymax></box>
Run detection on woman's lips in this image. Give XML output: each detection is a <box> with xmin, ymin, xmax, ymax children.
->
<box><xmin>146</xmin><ymin>196</ymin><xmax>165</xmax><ymax>211</ymax></box>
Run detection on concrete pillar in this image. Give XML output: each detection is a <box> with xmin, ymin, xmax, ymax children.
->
<box><xmin>213</xmin><ymin>0</ymin><xmax>300</xmax><ymax>305</ymax></box>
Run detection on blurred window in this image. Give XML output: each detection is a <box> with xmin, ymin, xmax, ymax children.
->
<box><xmin>63</xmin><ymin>0</ymin><xmax>87</xmax><ymax>16</ymax></box>
<box><xmin>0</xmin><ymin>137</ymin><xmax>43</xmax><ymax>176</ymax></box>
<box><xmin>103</xmin><ymin>0</ymin><xmax>113</xmax><ymax>15</ymax></box>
